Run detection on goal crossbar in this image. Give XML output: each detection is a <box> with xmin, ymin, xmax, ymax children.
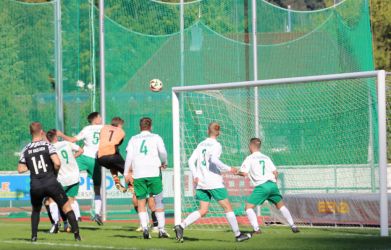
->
<box><xmin>172</xmin><ymin>70</ymin><xmax>388</xmax><ymax>236</ymax></box>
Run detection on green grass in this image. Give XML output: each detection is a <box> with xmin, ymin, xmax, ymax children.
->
<box><xmin>0</xmin><ymin>220</ymin><xmax>390</xmax><ymax>250</ymax></box>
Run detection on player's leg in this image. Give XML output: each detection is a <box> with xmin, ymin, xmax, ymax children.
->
<box><xmin>174</xmin><ymin>190</ymin><xmax>211</xmax><ymax>242</ymax></box>
<box><xmin>47</xmin><ymin>197</ymin><xmax>60</xmax><ymax>233</ymax></box>
<box><xmin>48</xmin><ymin>182</ymin><xmax>81</xmax><ymax>241</ymax></box>
<box><xmin>98</xmin><ymin>155</ymin><xmax>126</xmax><ymax>193</ymax></box>
<box><xmin>30</xmin><ymin>188</ymin><xmax>44</xmax><ymax>242</ymax></box>
<box><xmin>66</xmin><ymin>183</ymin><xmax>81</xmax><ymax>221</ymax></box>
<box><xmin>91</xmin><ymin>158</ymin><xmax>103</xmax><ymax>225</ymax></box>
<box><xmin>267</xmin><ymin>181</ymin><xmax>299</xmax><ymax>233</ymax></box>
<box><xmin>215</xmin><ymin>189</ymin><xmax>251</xmax><ymax>242</ymax></box>
<box><xmin>134</xmin><ymin>178</ymin><xmax>151</xmax><ymax>239</ymax></box>
<box><xmin>147</xmin><ymin>197</ymin><xmax>159</xmax><ymax>232</ymax></box>
<box><xmin>148</xmin><ymin>177</ymin><xmax>168</xmax><ymax>237</ymax></box>
<box><xmin>245</xmin><ymin>184</ymin><xmax>269</xmax><ymax>234</ymax></box>
<box><xmin>44</xmin><ymin>198</ymin><xmax>55</xmax><ymax>225</ymax></box>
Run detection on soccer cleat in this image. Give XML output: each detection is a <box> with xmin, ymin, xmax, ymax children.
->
<box><xmin>49</xmin><ymin>223</ymin><xmax>59</xmax><ymax>234</ymax></box>
<box><xmin>74</xmin><ymin>232</ymin><xmax>81</xmax><ymax>241</ymax></box>
<box><xmin>252</xmin><ymin>229</ymin><xmax>262</xmax><ymax>235</ymax></box>
<box><xmin>31</xmin><ymin>236</ymin><xmax>37</xmax><ymax>242</ymax></box>
<box><xmin>115</xmin><ymin>183</ymin><xmax>127</xmax><ymax>193</ymax></box>
<box><xmin>92</xmin><ymin>214</ymin><xmax>103</xmax><ymax>226</ymax></box>
<box><xmin>143</xmin><ymin>229</ymin><xmax>151</xmax><ymax>239</ymax></box>
<box><xmin>291</xmin><ymin>225</ymin><xmax>300</xmax><ymax>233</ymax></box>
<box><xmin>151</xmin><ymin>226</ymin><xmax>159</xmax><ymax>233</ymax></box>
<box><xmin>173</xmin><ymin>225</ymin><xmax>184</xmax><ymax>243</ymax></box>
<box><xmin>236</xmin><ymin>233</ymin><xmax>251</xmax><ymax>242</ymax></box>
<box><xmin>158</xmin><ymin>230</ymin><xmax>170</xmax><ymax>238</ymax></box>
<box><xmin>136</xmin><ymin>226</ymin><xmax>143</xmax><ymax>232</ymax></box>
<box><xmin>78</xmin><ymin>217</ymin><xmax>82</xmax><ymax>222</ymax></box>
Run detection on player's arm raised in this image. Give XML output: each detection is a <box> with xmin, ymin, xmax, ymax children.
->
<box><xmin>157</xmin><ymin>136</ymin><xmax>168</xmax><ymax>169</ymax></box>
<box><xmin>56</xmin><ymin>130</ymin><xmax>79</xmax><ymax>143</ymax></box>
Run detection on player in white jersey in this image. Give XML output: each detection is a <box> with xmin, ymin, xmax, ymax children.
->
<box><xmin>56</xmin><ymin>112</ymin><xmax>104</xmax><ymax>225</ymax></box>
<box><xmin>174</xmin><ymin>122</ymin><xmax>251</xmax><ymax>243</ymax></box>
<box><xmin>46</xmin><ymin>129</ymin><xmax>84</xmax><ymax>233</ymax></box>
<box><xmin>124</xmin><ymin>117</ymin><xmax>169</xmax><ymax>239</ymax></box>
<box><xmin>238</xmin><ymin>138</ymin><xmax>299</xmax><ymax>234</ymax></box>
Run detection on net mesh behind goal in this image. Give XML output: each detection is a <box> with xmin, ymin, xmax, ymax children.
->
<box><xmin>178</xmin><ymin>76</ymin><xmax>381</xmax><ymax>229</ymax></box>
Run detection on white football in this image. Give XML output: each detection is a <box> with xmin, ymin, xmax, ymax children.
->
<box><xmin>150</xmin><ymin>79</ymin><xmax>163</xmax><ymax>92</ymax></box>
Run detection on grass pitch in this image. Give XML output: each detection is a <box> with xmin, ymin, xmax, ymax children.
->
<box><xmin>0</xmin><ymin>219</ymin><xmax>390</xmax><ymax>250</ymax></box>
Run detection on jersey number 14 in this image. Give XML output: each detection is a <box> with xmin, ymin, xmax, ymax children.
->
<box><xmin>32</xmin><ymin>155</ymin><xmax>48</xmax><ymax>174</ymax></box>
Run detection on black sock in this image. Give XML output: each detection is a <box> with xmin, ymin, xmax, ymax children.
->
<box><xmin>31</xmin><ymin>209</ymin><xmax>40</xmax><ymax>237</ymax></box>
<box><xmin>66</xmin><ymin>211</ymin><xmax>79</xmax><ymax>234</ymax></box>
<box><xmin>45</xmin><ymin>204</ymin><xmax>54</xmax><ymax>225</ymax></box>
<box><xmin>60</xmin><ymin>209</ymin><xmax>67</xmax><ymax>223</ymax></box>
<box><xmin>134</xmin><ymin>206</ymin><xmax>138</xmax><ymax>213</ymax></box>
<box><xmin>151</xmin><ymin>211</ymin><xmax>158</xmax><ymax>227</ymax></box>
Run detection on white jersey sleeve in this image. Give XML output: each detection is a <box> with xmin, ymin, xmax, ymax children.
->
<box><xmin>188</xmin><ymin>147</ymin><xmax>199</xmax><ymax>179</ymax></box>
<box><xmin>70</xmin><ymin>142</ymin><xmax>81</xmax><ymax>152</ymax></box>
<box><xmin>239</xmin><ymin>157</ymin><xmax>251</xmax><ymax>174</ymax></box>
<box><xmin>210</xmin><ymin>143</ymin><xmax>231</xmax><ymax>172</ymax></box>
<box><xmin>156</xmin><ymin>135</ymin><xmax>167</xmax><ymax>164</ymax></box>
<box><xmin>124</xmin><ymin>139</ymin><xmax>134</xmax><ymax>177</ymax></box>
<box><xmin>75</xmin><ymin>127</ymin><xmax>86</xmax><ymax>141</ymax></box>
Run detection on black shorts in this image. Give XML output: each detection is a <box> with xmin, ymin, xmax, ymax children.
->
<box><xmin>97</xmin><ymin>154</ymin><xmax>125</xmax><ymax>174</ymax></box>
<box><xmin>30</xmin><ymin>178</ymin><xmax>68</xmax><ymax>209</ymax></box>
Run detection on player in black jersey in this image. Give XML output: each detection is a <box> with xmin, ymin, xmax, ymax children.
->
<box><xmin>17</xmin><ymin>122</ymin><xmax>81</xmax><ymax>242</ymax></box>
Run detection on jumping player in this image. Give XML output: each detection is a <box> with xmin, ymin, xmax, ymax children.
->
<box><xmin>124</xmin><ymin>117</ymin><xmax>169</xmax><ymax>239</ymax></box>
<box><xmin>97</xmin><ymin>117</ymin><xmax>127</xmax><ymax>192</ymax></box>
<box><xmin>237</xmin><ymin>138</ymin><xmax>299</xmax><ymax>234</ymax></box>
<box><xmin>56</xmin><ymin>112</ymin><xmax>104</xmax><ymax>225</ymax></box>
<box><xmin>17</xmin><ymin>122</ymin><xmax>81</xmax><ymax>241</ymax></box>
<box><xmin>174</xmin><ymin>122</ymin><xmax>251</xmax><ymax>243</ymax></box>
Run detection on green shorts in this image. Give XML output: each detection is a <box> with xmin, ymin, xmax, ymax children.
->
<box><xmin>196</xmin><ymin>188</ymin><xmax>228</xmax><ymax>202</ymax></box>
<box><xmin>247</xmin><ymin>181</ymin><xmax>282</xmax><ymax>206</ymax></box>
<box><xmin>133</xmin><ymin>177</ymin><xmax>163</xmax><ymax>199</ymax></box>
<box><xmin>62</xmin><ymin>182</ymin><xmax>79</xmax><ymax>198</ymax></box>
<box><xmin>76</xmin><ymin>155</ymin><xmax>101</xmax><ymax>186</ymax></box>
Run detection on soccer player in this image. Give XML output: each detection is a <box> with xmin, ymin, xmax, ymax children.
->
<box><xmin>124</xmin><ymin>117</ymin><xmax>169</xmax><ymax>239</ymax></box>
<box><xmin>46</xmin><ymin>129</ymin><xmax>84</xmax><ymax>232</ymax></box>
<box><xmin>97</xmin><ymin>117</ymin><xmax>127</xmax><ymax>192</ymax></box>
<box><xmin>56</xmin><ymin>112</ymin><xmax>104</xmax><ymax>225</ymax></box>
<box><xmin>174</xmin><ymin>122</ymin><xmax>251</xmax><ymax>243</ymax></box>
<box><xmin>17</xmin><ymin>122</ymin><xmax>81</xmax><ymax>242</ymax></box>
<box><xmin>237</xmin><ymin>138</ymin><xmax>299</xmax><ymax>233</ymax></box>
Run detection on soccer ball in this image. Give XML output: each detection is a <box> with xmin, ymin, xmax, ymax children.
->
<box><xmin>150</xmin><ymin>79</ymin><xmax>163</xmax><ymax>92</ymax></box>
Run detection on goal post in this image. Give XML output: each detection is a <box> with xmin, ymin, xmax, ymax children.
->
<box><xmin>172</xmin><ymin>70</ymin><xmax>388</xmax><ymax>236</ymax></box>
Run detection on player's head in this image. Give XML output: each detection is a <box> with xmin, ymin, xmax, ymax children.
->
<box><xmin>87</xmin><ymin>112</ymin><xmax>102</xmax><ymax>125</ymax></box>
<box><xmin>111</xmin><ymin>117</ymin><xmax>124</xmax><ymax>128</ymax></box>
<box><xmin>46</xmin><ymin>129</ymin><xmax>58</xmax><ymax>143</ymax></box>
<box><xmin>29</xmin><ymin>122</ymin><xmax>44</xmax><ymax>139</ymax></box>
<box><xmin>208</xmin><ymin>122</ymin><xmax>220</xmax><ymax>138</ymax></box>
<box><xmin>140</xmin><ymin>117</ymin><xmax>152</xmax><ymax>131</ymax></box>
<box><xmin>249</xmin><ymin>137</ymin><xmax>261</xmax><ymax>153</ymax></box>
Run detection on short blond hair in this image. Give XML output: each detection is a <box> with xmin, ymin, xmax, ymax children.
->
<box><xmin>208</xmin><ymin>122</ymin><xmax>220</xmax><ymax>136</ymax></box>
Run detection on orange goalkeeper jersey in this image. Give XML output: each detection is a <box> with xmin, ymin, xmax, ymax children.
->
<box><xmin>98</xmin><ymin>125</ymin><xmax>125</xmax><ymax>158</ymax></box>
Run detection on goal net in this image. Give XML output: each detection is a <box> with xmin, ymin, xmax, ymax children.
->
<box><xmin>172</xmin><ymin>71</ymin><xmax>388</xmax><ymax>234</ymax></box>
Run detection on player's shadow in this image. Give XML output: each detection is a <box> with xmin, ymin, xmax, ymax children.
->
<box><xmin>113</xmin><ymin>234</ymin><xmax>142</xmax><ymax>239</ymax></box>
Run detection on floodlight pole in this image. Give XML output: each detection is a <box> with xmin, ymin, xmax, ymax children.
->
<box><xmin>99</xmin><ymin>0</ymin><xmax>107</xmax><ymax>222</ymax></box>
<box><xmin>54</xmin><ymin>0</ymin><xmax>64</xmax><ymax>131</ymax></box>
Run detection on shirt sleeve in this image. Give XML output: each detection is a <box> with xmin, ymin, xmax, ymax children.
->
<box><xmin>157</xmin><ymin>136</ymin><xmax>168</xmax><ymax>164</ymax></box>
<box><xmin>124</xmin><ymin>139</ymin><xmax>134</xmax><ymax>177</ymax></box>
<box><xmin>210</xmin><ymin>143</ymin><xmax>231</xmax><ymax>172</ymax></box>
<box><xmin>48</xmin><ymin>143</ymin><xmax>57</xmax><ymax>155</ymax></box>
<box><xmin>69</xmin><ymin>142</ymin><xmax>81</xmax><ymax>151</ymax></box>
<box><xmin>239</xmin><ymin>158</ymin><xmax>250</xmax><ymax>173</ymax></box>
<box><xmin>268</xmin><ymin>158</ymin><xmax>277</xmax><ymax>172</ymax></box>
<box><xmin>19</xmin><ymin>147</ymin><xmax>26</xmax><ymax>164</ymax></box>
<box><xmin>75</xmin><ymin>127</ymin><xmax>86</xmax><ymax>141</ymax></box>
<box><xmin>188</xmin><ymin>148</ymin><xmax>198</xmax><ymax>179</ymax></box>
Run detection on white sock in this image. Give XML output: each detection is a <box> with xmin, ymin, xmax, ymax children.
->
<box><xmin>155</xmin><ymin>211</ymin><xmax>165</xmax><ymax>231</ymax></box>
<box><xmin>49</xmin><ymin>203</ymin><xmax>59</xmax><ymax>224</ymax></box>
<box><xmin>280</xmin><ymin>206</ymin><xmax>294</xmax><ymax>226</ymax></box>
<box><xmin>144</xmin><ymin>211</ymin><xmax>150</xmax><ymax>225</ymax></box>
<box><xmin>246</xmin><ymin>208</ymin><xmax>259</xmax><ymax>231</ymax></box>
<box><xmin>94</xmin><ymin>195</ymin><xmax>102</xmax><ymax>216</ymax></box>
<box><xmin>71</xmin><ymin>200</ymin><xmax>81</xmax><ymax>220</ymax></box>
<box><xmin>181</xmin><ymin>211</ymin><xmax>201</xmax><ymax>229</ymax></box>
<box><xmin>138</xmin><ymin>212</ymin><xmax>148</xmax><ymax>230</ymax></box>
<box><xmin>226</xmin><ymin>211</ymin><xmax>240</xmax><ymax>237</ymax></box>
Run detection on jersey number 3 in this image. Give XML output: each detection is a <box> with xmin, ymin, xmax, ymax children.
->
<box><xmin>140</xmin><ymin>140</ymin><xmax>148</xmax><ymax>155</ymax></box>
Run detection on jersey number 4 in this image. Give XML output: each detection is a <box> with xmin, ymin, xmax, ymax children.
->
<box><xmin>32</xmin><ymin>155</ymin><xmax>48</xmax><ymax>174</ymax></box>
<box><xmin>140</xmin><ymin>140</ymin><xmax>148</xmax><ymax>155</ymax></box>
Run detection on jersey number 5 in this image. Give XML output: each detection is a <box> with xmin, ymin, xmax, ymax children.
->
<box><xmin>140</xmin><ymin>140</ymin><xmax>148</xmax><ymax>155</ymax></box>
<box><xmin>93</xmin><ymin>132</ymin><xmax>100</xmax><ymax>145</ymax></box>
<box><xmin>259</xmin><ymin>160</ymin><xmax>265</xmax><ymax>175</ymax></box>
